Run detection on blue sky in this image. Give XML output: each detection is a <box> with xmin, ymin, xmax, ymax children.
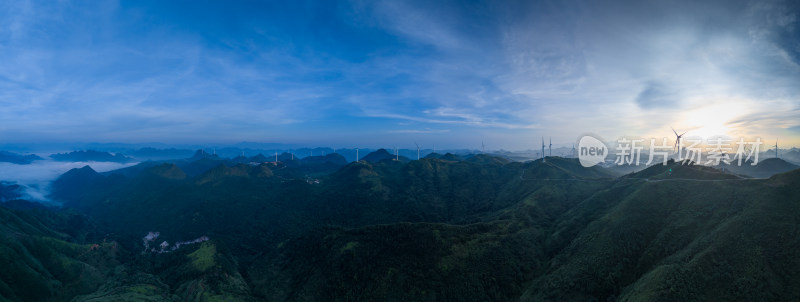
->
<box><xmin>1</xmin><ymin>0</ymin><xmax>798</xmax><ymax>150</ymax></box>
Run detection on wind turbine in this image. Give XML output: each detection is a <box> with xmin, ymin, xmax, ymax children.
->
<box><xmin>720</xmin><ymin>148</ymin><xmax>728</xmax><ymax>172</ymax></box>
<box><xmin>541</xmin><ymin>137</ymin><xmax>546</xmax><ymax>162</ymax></box>
<box><xmin>415</xmin><ymin>142</ymin><xmax>420</xmax><ymax>160</ymax></box>
<box><xmin>393</xmin><ymin>146</ymin><xmax>398</xmax><ymax>161</ymax></box>
<box><xmin>775</xmin><ymin>138</ymin><xmax>779</xmax><ymax>158</ymax></box>
<box><xmin>571</xmin><ymin>144</ymin><xmax>576</xmax><ymax>158</ymax></box>
<box><xmin>356</xmin><ymin>148</ymin><xmax>359</xmax><ymax>162</ymax></box>
<box><xmin>549</xmin><ymin>137</ymin><xmax>552</xmax><ymax>157</ymax></box>
<box><xmin>672</xmin><ymin>127</ymin><xmax>687</xmax><ymax>153</ymax></box>
<box><xmin>481</xmin><ymin>141</ymin><xmax>485</xmax><ymax>154</ymax></box>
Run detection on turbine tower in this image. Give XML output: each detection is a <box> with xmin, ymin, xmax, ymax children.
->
<box><xmin>775</xmin><ymin>139</ymin><xmax>779</xmax><ymax>158</ymax></box>
<box><xmin>541</xmin><ymin>137</ymin><xmax>546</xmax><ymax>163</ymax></box>
<box><xmin>481</xmin><ymin>141</ymin><xmax>485</xmax><ymax>154</ymax></box>
<box><xmin>549</xmin><ymin>137</ymin><xmax>552</xmax><ymax>157</ymax></box>
<box><xmin>672</xmin><ymin>127</ymin><xmax>687</xmax><ymax>154</ymax></box>
<box><xmin>356</xmin><ymin>148</ymin><xmax>359</xmax><ymax>162</ymax></box>
<box><xmin>415</xmin><ymin>142</ymin><xmax>420</xmax><ymax>160</ymax></box>
<box><xmin>571</xmin><ymin>144</ymin><xmax>576</xmax><ymax>158</ymax></box>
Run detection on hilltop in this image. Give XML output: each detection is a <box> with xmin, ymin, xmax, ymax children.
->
<box><xmin>361</xmin><ymin>148</ymin><xmax>410</xmax><ymax>163</ymax></box>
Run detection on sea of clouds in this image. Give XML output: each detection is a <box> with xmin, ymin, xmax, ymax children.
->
<box><xmin>0</xmin><ymin>159</ymin><xmax>138</xmax><ymax>204</ymax></box>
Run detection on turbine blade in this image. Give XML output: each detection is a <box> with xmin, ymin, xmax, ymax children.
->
<box><xmin>672</xmin><ymin>127</ymin><xmax>678</xmax><ymax>136</ymax></box>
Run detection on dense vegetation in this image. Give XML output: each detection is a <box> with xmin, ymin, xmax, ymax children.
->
<box><xmin>719</xmin><ymin>158</ymin><xmax>799</xmax><ymax>178</ymax></box>
<box><xmin>1</xmin><ymin>151</ymin><xmax>798</xmax><ymax>301</ymax></box>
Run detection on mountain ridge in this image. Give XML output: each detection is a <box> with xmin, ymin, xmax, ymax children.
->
<box><xmin>10</xmin><ymin>154</ymin><xmax>799</xmax><ymax>301</ymax></box>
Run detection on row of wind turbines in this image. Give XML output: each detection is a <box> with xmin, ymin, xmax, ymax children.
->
<box><xmin>260</xmin><ymin>127</ymin><xmax>782</xmax><ymax>165</ymax></box>
<box><xmin>534</xmin><ymin>127</ymin><xmax>781</xmax><ymax>164</ymax></box>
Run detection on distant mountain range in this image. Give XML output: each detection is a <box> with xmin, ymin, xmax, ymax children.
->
<box><xmin>0</xmin><ymin>151</ymin><xmax>43</xmax><ymax>164</ymax></box>
<box><xmin>49</xmin><ymin>150</ymin><xmax>133</xmax><ymax>163</ymax></box>
<box><xmin>127</xmin><ymin>147</ymin><xmax>195</xmax><ymax>160</ymax></box>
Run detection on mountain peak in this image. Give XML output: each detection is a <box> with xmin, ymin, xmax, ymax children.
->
<box><xmin>249</xmin><ymin>153</ymin><xmax>270</xmax><ymax>163</ymax></box>
<box><xmin>362</xmin><ymin>149</ymin><xmax>408</xmax><ymax>163</ymax></box>
<box><xmin>423</xmin><ymin>152</ymin><xmax>442</xmax><ymax>159</ymax></box>
<box><xmin>195</xmin><ymin>163</ymin><xmax>273</xmax><ymax>185</ymax></box>
<box><xmin>465</xmin><ymin>154</ymin><xmax>510</xmax><ymax>165</ymax></box>
<box><xmin>75</xmin><ymin>165</ymin><xmax>99</xmax><ymax>175</ymax></box>
<box><xmin>439</xmin><ymin>153</ymin><xmax>463</xmax><ymax>161</ymax></box>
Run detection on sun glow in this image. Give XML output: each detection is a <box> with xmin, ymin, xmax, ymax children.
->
<box><xmin>679</xmin><ymin>100</ymin><xmax>748</xmax><ymax>139</ymax></box>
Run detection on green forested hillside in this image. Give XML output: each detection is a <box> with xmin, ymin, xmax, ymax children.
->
<box><xmin>0</xmin><ymin>204</ymin><xmax>117</xmax><ymax>301</ymax></box>
<box><xmin>719</xmin><ymin>158</ymin><xmax>799</xmax><ymax>178</ymax></box>
<box><xmin>5</xmin><ymin>153</ymin><xmax>796</xmax><ymax>301</ymax></box>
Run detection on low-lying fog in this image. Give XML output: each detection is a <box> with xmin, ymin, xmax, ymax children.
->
<box><xmin>0</xmin><ymin>160</ymin><xmax>138</xmax><ymax>204</ymax></box>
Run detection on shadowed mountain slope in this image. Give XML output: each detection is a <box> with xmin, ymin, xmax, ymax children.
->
<box><xmin>36</xmin><ymin>154</ymin><xmax>800</xmax><ymax>301</ymax></box>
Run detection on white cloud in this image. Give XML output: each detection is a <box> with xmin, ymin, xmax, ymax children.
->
<box><xmin>0</xmin><ymin>160</ymin><xmax>137</xmax><ymax>203</ymax></box>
